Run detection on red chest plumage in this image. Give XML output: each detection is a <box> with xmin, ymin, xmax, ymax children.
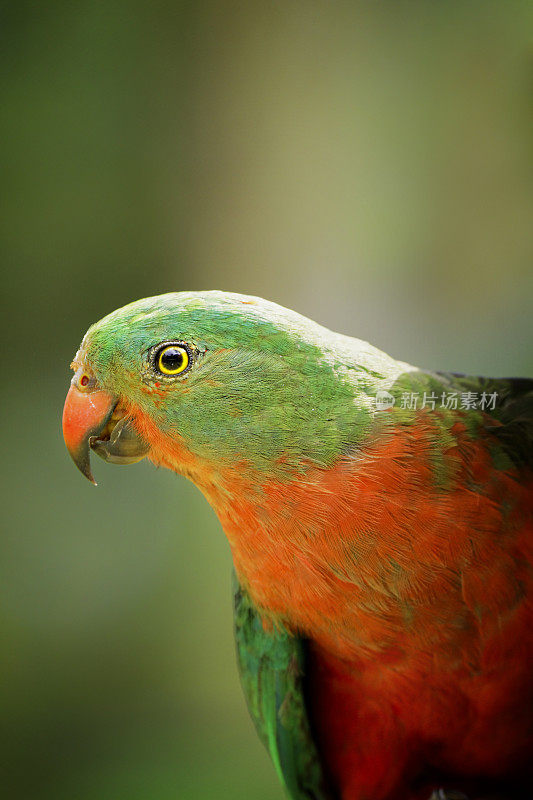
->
<box><xmin>216</xmin><ymin>423</ymin><xmax>533</xmax><ymax>799</ymax></box>
<box><xmin>134</xmin><ymin>402</ymin><xmax>533</xmax><ymax>798</ymax></box>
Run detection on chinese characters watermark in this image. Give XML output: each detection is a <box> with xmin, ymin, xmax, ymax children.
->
<box><xmin>374</xmin><ymin>389</ymin><xmax>498</xmax><ymax>411</ymax></box>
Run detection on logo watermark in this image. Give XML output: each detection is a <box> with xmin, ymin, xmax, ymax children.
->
<box><xmin>374</xmin><ymin>390</ymin><xmax>498</xmax><ymax>411</ymax></box>
<box><xmin>375</xmin><ymin>390</ymin><xmax>396</xmax><ymax>410</ymax></box>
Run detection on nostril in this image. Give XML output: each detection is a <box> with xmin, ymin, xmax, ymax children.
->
<box><xmin>80</xmin><ymin>374</ymin><xmax>89</xmax><ymax>387</ymax></box>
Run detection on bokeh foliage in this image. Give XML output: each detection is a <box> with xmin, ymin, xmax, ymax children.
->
<box><xmin>2</xmin><ymin>2</ymin><xmax>532</xmax><ymax>798</ymax></box>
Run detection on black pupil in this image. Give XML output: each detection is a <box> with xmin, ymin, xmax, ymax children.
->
<box><xmin>161</xmin><ymin>347</ymin><xmax>184</xmax><ymax>371</ymax></box>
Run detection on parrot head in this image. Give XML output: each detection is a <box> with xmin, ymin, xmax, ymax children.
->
<box><xmin>63</xmin><ymin>291</ymin><xmax>381</xmax><ymax>488</ymax></box>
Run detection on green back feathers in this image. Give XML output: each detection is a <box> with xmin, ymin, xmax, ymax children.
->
<box><xmin>439</xmin><ymin>374</ymin><xmax>533</xmax><ymax>471</ymax></box>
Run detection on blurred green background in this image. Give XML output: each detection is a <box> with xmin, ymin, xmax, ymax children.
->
<box><xmin>2</xmin><ymin>2</ymin><xmax>532</xmax><ymax>798</ymax></box>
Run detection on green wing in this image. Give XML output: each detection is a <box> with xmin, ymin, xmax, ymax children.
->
<box><xmin>437</xmin><ymin>373</ymin><xmax>533</xmax><ymax>469</ymax></box>
<box><xmin>233</xmin><ymin>572</ymin><xmax>333</xmax><ymax>800</ymax></box>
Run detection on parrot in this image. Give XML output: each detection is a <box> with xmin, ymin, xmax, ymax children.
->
<box><xmin>62</xmin><ymin>291</ymin><xmax>532</xmax><ymax>800</ymax></box>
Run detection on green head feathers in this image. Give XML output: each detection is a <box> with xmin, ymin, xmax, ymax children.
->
<box><xmin>77</xmin><ymin>291</ymin><xmax>408</xmax><ymax>478</ymax></box>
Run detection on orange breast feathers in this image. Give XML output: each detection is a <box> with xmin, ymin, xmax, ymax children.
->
<box><xmin>216</xmin><ymin>419</ymin><xmax>531</xmax><ymax>665</ymax></box>
<box><xmin>216</xmin><ymin>419</ymin><xmax>532</xmax><ymax>797</ymax></box>
<box><xmin>129</xmin><ymin>400</ymin><xmax>532</xmax><ymax>796</ymax></box>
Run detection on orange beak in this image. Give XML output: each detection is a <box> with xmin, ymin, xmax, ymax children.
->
<box><xmin>62</xmin><ymin>382</ymin><xmax>117</xmax><ymax>485</ymax></box>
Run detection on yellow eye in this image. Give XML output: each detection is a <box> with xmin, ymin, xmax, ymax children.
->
<box><xmin>157</xmin><ymin>345</ymin><xmax>190</xmax><ymax>375</ymax></box>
